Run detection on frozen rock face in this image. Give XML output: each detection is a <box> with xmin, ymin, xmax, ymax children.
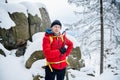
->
<box><xmin>0</xmin><ymin>3</ymin><xmax>51</xmax><ymax>50</ymax></box>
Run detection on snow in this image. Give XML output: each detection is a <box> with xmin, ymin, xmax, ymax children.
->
<box><xmin>0</xmin><ymin>3</ymin><xmax>28</xmax><ymax>17</ymax></box>
<box><xmin>0</xmin><ymin>7</ymin><xmax>15</xmax><ymax>29</ymax></box>
<box><xmin>66</xmin><ymin>33</ymin><xmax>80</xmax><ymax>48</ymax></box>
<box><xmin>24</xmin><ymin>32</ymin><xmax>44</xmax><ymax>63</ymax></box>
<box><xmin>20</xmin><ymin>2</ymin><xmax>42</xmax><ymax>18</ymax></box>
<box><xmin>30</xmin><ymin>59</ymin><xmax>45</xmax><ymax>77</ymax></box>
<box><xmin>0</xmin><ymin>44</ymin><xmax>11</xmax><ymax>55</ymax></box>
<box><xmin>68</xmin><ymin>69</ymin><xmax>94</xmax><ymax>80</ymax></box>
<box><xmin>35</xmin><ymin>2</ymin><xmax>46</xmax><ymax>10</ymax></box>
<box><xmin>94</xmin><ymin>69</ymin><xmax>120</xmax><ymax>80</ymax></box>
<box><xmin>0</xmin><ymin>55</ymin><xmax>33</xmax><ymax>80</ymax></box>
<box><xmin>0</xmin><ymin>1</ymin><xmax>46</xmax><ymax>29</ymax></box>
<box><xmin>0</xmin><ymin>0</ymin><xmax>6</xmax><ymax>3</ymax></box>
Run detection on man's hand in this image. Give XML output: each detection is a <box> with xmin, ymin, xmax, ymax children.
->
<box><xmin>59</xmin><ymin>47</ymin><xmax>66</xmax><ymax>54</ymax></box>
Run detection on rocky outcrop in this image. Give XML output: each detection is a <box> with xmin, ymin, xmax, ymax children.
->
<box><xmin>0</xmin><ymin>3</ymin><xmax>51</xmax><ymax>50</ymax></box>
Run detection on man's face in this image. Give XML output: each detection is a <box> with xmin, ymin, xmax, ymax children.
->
<box><xmin>51</xmin><ymin>25</ymin><xmax>61</xmax><ymax>34</ymax></box>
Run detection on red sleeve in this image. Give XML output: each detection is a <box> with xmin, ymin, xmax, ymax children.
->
<box><xmin>64</xmin><ymin>37</ymin><xmax>73</xmax><ymax>56</ymax></box>
<box><xmin>42</xmin><ymin>36</ymin><xmax>61</xmax><ymax>58</ymax></box>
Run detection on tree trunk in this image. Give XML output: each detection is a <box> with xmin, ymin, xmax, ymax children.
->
<box><xmin>5</xmin><ymin>0</ymin><xmax>8</xmax><ymax>3</ymax></box>
<box><xmin>100</xmin><ymin>0</ymin><xmax>104</xmax><ymax>74</ymax></box>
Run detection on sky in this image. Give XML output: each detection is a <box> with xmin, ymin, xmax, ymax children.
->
<box><xmin>38</xmin><ymin>0</ymin><xmax>79</xmax><ymax>23</ymax></box>
<box><xmin>6</xmin><ymin>0</ymin><xmax>79</xmax><ymax>24</ymax></box>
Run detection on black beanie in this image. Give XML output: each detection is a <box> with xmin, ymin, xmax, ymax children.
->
<box><xmin>50</xmin><ymin>20</ymin><xmax>62</xmax><ymax>28</ymax></box>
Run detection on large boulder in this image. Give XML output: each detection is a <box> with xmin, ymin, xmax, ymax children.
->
<box><xmin>68</xmin><ymin>47</ymin><xmax>85</xmax><ymax>70</ymax></box>
<box><xmin>25</xmin><ymin>51</ymin><xmax>45</xmax><ymax>69</ymax></box>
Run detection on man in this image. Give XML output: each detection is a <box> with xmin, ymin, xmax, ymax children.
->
<box><xmin>42</xmin><ymin>20</ymin><xmax>73</xmax><ymax>80</ymax></box>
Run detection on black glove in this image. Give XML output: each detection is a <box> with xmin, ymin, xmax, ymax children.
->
<box><xmin>59</xmin><ymin>47</ymin><xmax>66</xmax><ymax>54</ymax></box>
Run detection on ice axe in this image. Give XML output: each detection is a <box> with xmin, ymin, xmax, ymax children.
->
<box><xmin>62</xmin><ymin>28</ymin><xmax>70</xmax><ymax>80</ymax></box>
<box><xmin>62</xmin><ymin>28</ymin><xmax>69</xmax><ymax>35</ymax></box>
<box><xmin>61</xmin><ymin>28</ymin><xmax>69</xmax><ymax>46</ymax></box>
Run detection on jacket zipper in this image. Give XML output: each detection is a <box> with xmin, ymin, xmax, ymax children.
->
<box><xmin>57</xmin><ymin>36</ymin><xmax>62</xmax><ymax>68</ymax></box>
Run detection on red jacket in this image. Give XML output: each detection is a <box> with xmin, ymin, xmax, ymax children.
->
<box><xmin>42</xmin><ymin>32</ymin><xmax>73</xmax><ymax>70</ymax></box>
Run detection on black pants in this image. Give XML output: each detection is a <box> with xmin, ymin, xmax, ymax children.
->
<box><xmin>45</xmin><ymin>66</ymin><xmax>66</xmax><ymax>80</ymax></box>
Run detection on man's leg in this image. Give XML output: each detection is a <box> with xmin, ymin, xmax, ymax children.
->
<box><xmin>45</xmin><ymin>66</ymin><xmax>56</xmax><ymax>80</ymax></box>
<box><xmin>56</xmin><ymin>68</ymin><xmax>66</xmax><ymax>80</ymax></box>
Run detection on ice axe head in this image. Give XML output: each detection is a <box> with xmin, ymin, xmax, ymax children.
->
<box><xmin>65</xmin><ymin>28</ymin><xmax>69</xmax><ymax>31</ymax></box>
<box><xmin>62</xmin><ymin>28</ymin><xmax>69</xmax><ymax>35</ymax></box>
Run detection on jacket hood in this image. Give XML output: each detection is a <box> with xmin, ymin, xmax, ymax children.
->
<box><xmin>45</xmin><ymin>28</ymin><xmax>54</xmax><ymax>36</ymax></box>
<box><xmin>45</xmin><ymin>28</ymin><xmax>62</xmax><ymax>37</ymax></box>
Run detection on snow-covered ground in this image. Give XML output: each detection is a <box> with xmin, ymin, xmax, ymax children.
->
<box><xmin>0</xmin><ymin>32</ymin><xmax>120</xmax><ymax>80</ymax></box>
